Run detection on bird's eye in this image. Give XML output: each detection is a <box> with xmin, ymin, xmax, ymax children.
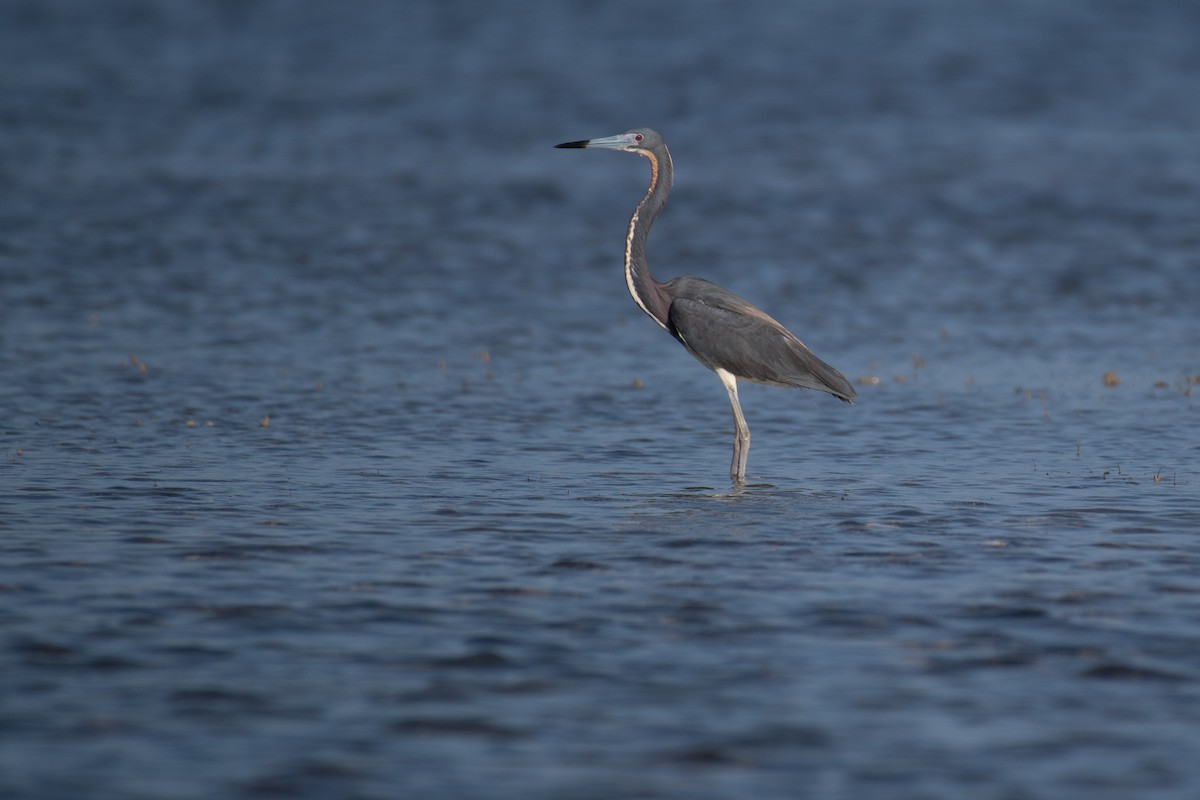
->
<box><xmin>634</xmin><ymin>133</ymin><xmax>644</xmax><ymax>142</ymax></box>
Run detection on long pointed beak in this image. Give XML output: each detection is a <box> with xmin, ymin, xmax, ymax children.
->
<box><xmin>554</xmin><ymin>133</ymin><xmax>636</xmax><ymax>150</ymax></box>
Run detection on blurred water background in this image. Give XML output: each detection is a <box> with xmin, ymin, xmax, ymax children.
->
<box><xmin>1</xmin><ymin>1</ymin><xmax>1199</xmax><ymax>798</ymax></box>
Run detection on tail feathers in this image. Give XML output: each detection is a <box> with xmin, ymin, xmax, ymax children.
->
<box><xmin>791</xmin><ymin>358</ymin><xmax>857</xmax><ymax>402</ymax></box>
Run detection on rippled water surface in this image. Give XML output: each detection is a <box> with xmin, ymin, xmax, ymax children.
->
<box><xmin>2</xmin><ymin>1</ymin><xmax>1199</xmax><ymax>798</ymax></box>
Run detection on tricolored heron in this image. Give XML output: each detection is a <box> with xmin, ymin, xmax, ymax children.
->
<box><xmin>556</xmin><ymin>128</ymin><xmax>855</xmax><ymax>483</ymax></box>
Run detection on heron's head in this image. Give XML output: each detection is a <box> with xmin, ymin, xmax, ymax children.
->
<box><xmin>555</xmin><ymin>128</ymin><xmax>663</xmax><ymax>154</ymax></box>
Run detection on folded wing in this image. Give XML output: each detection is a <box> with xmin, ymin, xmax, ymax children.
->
<box><xmin>666</xmin><ymin>277</ymin><xmax>856</xmax><ymax>402</ymax></box>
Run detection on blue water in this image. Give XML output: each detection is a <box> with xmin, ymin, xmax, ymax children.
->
<box><xmin>2</xmin><ymin>1</ymin><xmax>1199</xmax><ymax>798</ymax></box>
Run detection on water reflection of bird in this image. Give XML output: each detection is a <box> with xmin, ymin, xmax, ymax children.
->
<box><xmin>556</xmin><ymin>128</ymin><xmax>855</xmax><ymax>483</ymax></box>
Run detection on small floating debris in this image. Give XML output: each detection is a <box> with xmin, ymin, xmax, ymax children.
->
<box><xmin>1102</xmin><ymin>371</ymin><xmax>1120</xmax><ymax>387</ymax></box>
<box><xmin>259</xmin><ymin>415</ymin><xmax>270</xmax><ymax>428</ymax></box>
<box><xmin>1013</xmin><ymin>387</ymin><xmax>1049</xmax><ymax>403</ymax></box>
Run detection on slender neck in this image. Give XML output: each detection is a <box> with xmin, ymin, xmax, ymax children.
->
<box><xmin>625</xmin><ymin>145</ymin><xmax>673</xmax><ymax>330</ymax></box>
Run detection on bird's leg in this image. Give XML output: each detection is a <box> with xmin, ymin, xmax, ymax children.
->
<box><xmin>716</xmin><ymin>369</ymin><xmax>750</xmax><ymax>483</ymax></box>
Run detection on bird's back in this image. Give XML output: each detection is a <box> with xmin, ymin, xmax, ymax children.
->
<box><xmin>664</xmin><ymin>277</ymin><xmax>856</xmax><ymax>402</ymax></box>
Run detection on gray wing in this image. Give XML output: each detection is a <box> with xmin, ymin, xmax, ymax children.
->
<box><xmin>666</xmin><ymin>277</ymin><xmax>856</xmax><ymax>402</ymax></box>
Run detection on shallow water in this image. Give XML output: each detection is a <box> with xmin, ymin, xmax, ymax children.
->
<box><xmin>2</xmin><ymin>1</ymin><xmax>1199</xmax><ymax>798</ymax></box>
